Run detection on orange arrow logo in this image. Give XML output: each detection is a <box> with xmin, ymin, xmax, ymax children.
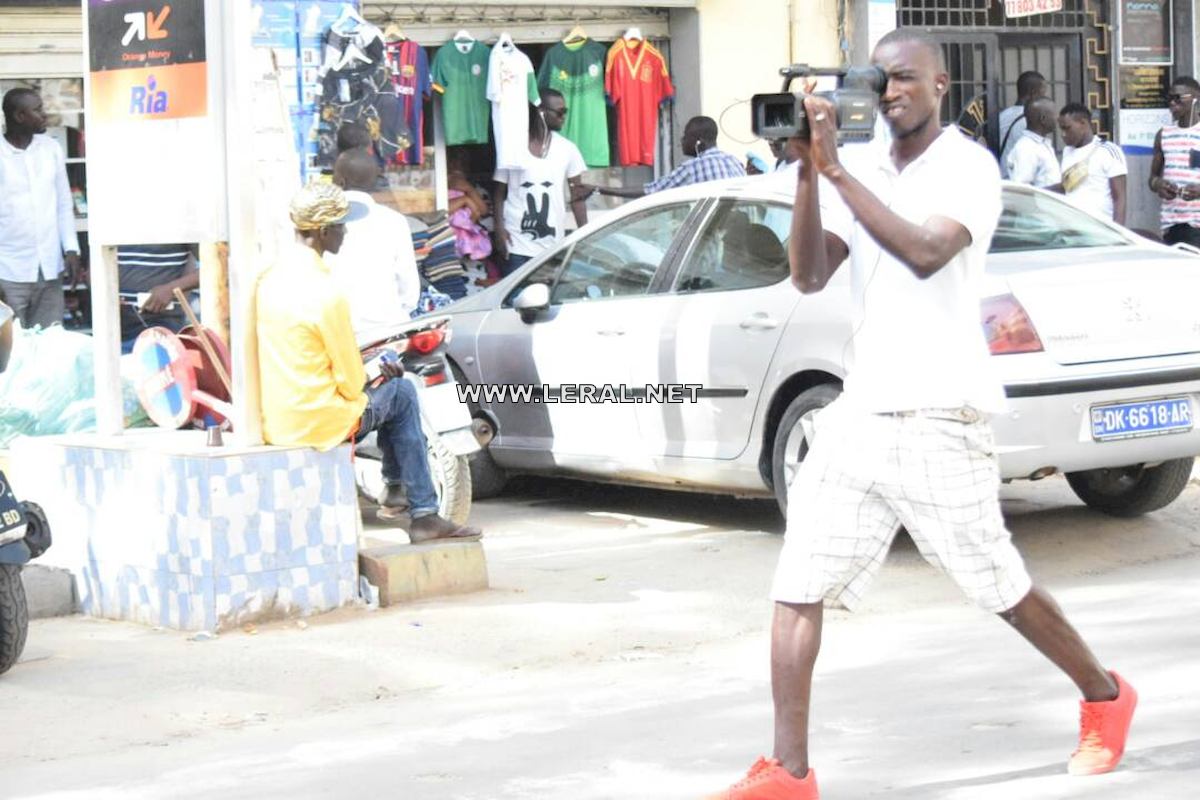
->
<box><xmin>147</xmin><ymin>5</ymin><xmax>171</xmax><ymax>40</ymax></box>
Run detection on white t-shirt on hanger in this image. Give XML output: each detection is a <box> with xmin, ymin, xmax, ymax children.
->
<box><xmin>488</xmin><ymin>38</ymin><xmax>539</xmax><ymax>171</ymax></box>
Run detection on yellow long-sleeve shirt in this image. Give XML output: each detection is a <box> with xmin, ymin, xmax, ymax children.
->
<box><xmin>256</xmin><ymin>242</ymin><xmax>367</xmax><ymax>450</ymax></box>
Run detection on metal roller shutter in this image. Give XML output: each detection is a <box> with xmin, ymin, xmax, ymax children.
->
<box><xmin>0</xmin><ymin>6</ymin><xmax>83</xmax><ymax>78</ymax></box>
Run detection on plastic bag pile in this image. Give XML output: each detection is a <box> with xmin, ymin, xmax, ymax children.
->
<box><xmin>0</xmin><ymin>321</ymin><xmax>148</xmax><ymax>447</ymax></box>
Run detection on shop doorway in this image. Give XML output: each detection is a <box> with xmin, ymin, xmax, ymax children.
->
<box><xmin>932</xmin><ymin>32</ymin><xmax>1083</xmax><ymax>156</ymax></box>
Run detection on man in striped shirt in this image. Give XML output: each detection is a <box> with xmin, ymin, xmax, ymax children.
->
<box><xmin>117</xmin><ymin>243</ymin><xmax>198</xmax><ymax>351</ymax></box>
<box><xmin>1149</xmin><ymin>76</ymin><xmax>1200</xmax><ymax>247</ymax></box>
<box><xmin>588</xmin><ymin>116</ymin><xmax>745</xmax><ymax>198</ymax></box>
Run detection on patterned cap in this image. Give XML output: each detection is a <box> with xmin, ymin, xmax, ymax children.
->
<box><xmin>289</xmin><ymin>181</ymin><xmax>351</xmax><ymax>231</ymax></box>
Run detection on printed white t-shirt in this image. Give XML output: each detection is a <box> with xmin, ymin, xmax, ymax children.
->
<box><xmin>1005</xmin><ymin>129</ymin><xmax>1062</xmax><ymax>188</ymax></box>
<box><xmin>1061</xmin><ymin>138</ymin><xmax>1128</xmax><ymax>220</ymax></box>
<box><xmin>819</xmin><ymin>127</ymin><xmax>1006</xmax><ymax>414</ymax></box>
<box><xmin>494</xmin><ymin>132</ymin><xmax>587</xmax><ymax>257</ymax></box>
<box><xmin>488</xmin><ymin>39</ymin><xmax>539</xmax><ymax>171</ymax></box>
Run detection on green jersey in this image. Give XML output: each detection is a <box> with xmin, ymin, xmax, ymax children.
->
<box><xmin>537</xmin><ymin>39</ymin><xmax>610</xmax><ymax>167</ymax></box>
<box><xmin>431</xmin><ymin>41</ymin><xmax>491</xmax><ymax>145</ymax></box>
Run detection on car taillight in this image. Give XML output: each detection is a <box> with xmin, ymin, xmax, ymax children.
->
<box><xmin>423</xmin><ymin>371</ymin><xmax>448</xmax><ymax>387</ymax></box>
<box><xmin>408</xmin><ymin>328</ymin><xmax>446</xmax><ymax>355</ymax></box>
<box><xmin>981</xmin><ymin>294</ymin><xmax>1044</xmax><ymax>355</ymax></box>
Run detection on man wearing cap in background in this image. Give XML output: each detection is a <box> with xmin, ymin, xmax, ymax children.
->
<box><xmin>256</xmin><ymin>182</ymin><xmax>481</xmax><ymax>544</ymax></box>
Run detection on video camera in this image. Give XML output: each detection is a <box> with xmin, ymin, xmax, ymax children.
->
<box><xmin>751</xmin><ymin>64</ymin><xmax>887</xmax><ymax>143</ymax></box>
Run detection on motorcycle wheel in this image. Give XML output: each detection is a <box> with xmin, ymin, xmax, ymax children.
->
<box><xmin>0</xmin><ymin>563</ymin><xmax>29</xmax><ymax>676</ymax></box>
<box><xmin>426</xmin><ymin>431</ymin><xmax>472</xmax><ymax>526</ymax></box>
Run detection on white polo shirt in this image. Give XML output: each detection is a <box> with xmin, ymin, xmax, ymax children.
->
<box><xmin>1061</xmin><ymin>138</ymin><xmax>1127</xmax><ymax>221</ymax></box>
<box><xmin>1005</xmin><ymin>129</ymin><xmax>1061</xmax><ymax>189</ymax></box>
<box><xmin>0</xmin><ymin>134</ymin><xmax>79</xmax><ymax>283</ymax></box>
<box><xmin>820</xmin><ymin>127</ymin><xmax>1006</xmax><ymax>414</ymax></box>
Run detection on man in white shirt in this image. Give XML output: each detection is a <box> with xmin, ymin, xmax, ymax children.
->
<box><xmin>327</xmin><ymin>148</ymin><xmax>421</xmax><ymax>346</ymax></box>
<box><xmin>1058</xmin><ymin>102</ymin><xmax>1128</xmax><ymax>225</ymax></box>
<box><xmin>0</xmin><ymin>89</ymin><xmax>81</xmax><ymax>329</ymax></box>
<box><xmin>710</xmin><ymin>30</ymin><xmax>1135</xmax><ymax>800</ymax></box>
<box><xmin>1005</xmin><ymin>97</ymin><xmax>1062</xmax><ymax>189</ymax></box>
<box><xmin>997</xmin><ymin>71</ymin><xmax>1047</xmax><ymax>178</ymax></box>
<box><xmin>491</xmin><ymin>89</ymin><xmax>588</xmax><ymax>276</ymax></box>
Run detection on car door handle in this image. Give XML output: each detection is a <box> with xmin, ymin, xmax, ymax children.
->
<box><xmin>739</xmin><ymin>313</ymin><xmax>780</xmax><ymax>331</ymax></box>
<box><xmin>596</xmin><ymin>329</ymin><xmax>626</xmax><ymax>336</ymax></box>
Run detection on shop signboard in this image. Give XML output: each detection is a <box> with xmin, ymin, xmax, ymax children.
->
<box><xmin>1118</xmin><ymin>65</ymin><xmax>1172</xmax><ymax>150</ymax></box>
<box><xmin>1004</xmin><ymin>0</ymin><xmax>1064</xmax><ymax>19</ymax></box>
<box><xmin>88</xmin><ymin>0</ymin><xmax>208</xmax><ymax>121</ymax></box>
<box><xmin>1119</xmin><ymin>0</ymin><xmax>1173</xmax><ymax>65</ymax></box>
<box><xmin>84</xmin><ymin>0</ymin><xmax>227</xmax><ymax>245</ymax></box>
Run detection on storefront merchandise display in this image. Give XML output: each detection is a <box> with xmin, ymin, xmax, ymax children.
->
<box><xmin>488</xmin><ymin>34</ymin><xmax>540</xmax><ymax>170</ymax></box>
<box><xmin>606</xmin><ymin>36</ymin><xmax>673</xmax><ymax>167</ymax></box>
<box><xmin>385</xmin><ymin>37</ymin><xmax>433</xmax><ymax>165</ymax></box>
<box><xmin>431</xmin><ymin>36</ymin><xmax>491</xmax><ymax>146</ymax></box>
<box><xmin>314</xmin><ymin>10</ymin><xmax>412</xmax><ymax>167</ymax></box>
<box><xmin>538</xmin><ymin>34</ymin><xmax>610</xmax><ymax>167</ymax></box>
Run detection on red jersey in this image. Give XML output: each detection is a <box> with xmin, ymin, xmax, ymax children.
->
<box><xmin>605</xmin><ymin>39</ymin><xmax>673</xmax><ymax>167</ymax></box>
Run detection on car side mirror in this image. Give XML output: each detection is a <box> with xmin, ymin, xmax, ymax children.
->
<box><xmin>513</xmin><ymin>283</ymin><xmax>550</xmax><ymax>323</ymax></box>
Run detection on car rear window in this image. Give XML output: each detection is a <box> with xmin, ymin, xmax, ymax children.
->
<box><xmin>990</xmin><ymin>188</ymin><xmax>1130</xmax><ymax>253</ymax></box>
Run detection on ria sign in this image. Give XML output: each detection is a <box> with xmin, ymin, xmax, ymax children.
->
<box><xmin>88</xmin><ymin>0</ymin><xmax>207</xmax><ymax>121</ymax></box>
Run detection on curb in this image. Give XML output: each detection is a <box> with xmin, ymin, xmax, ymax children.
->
<box><xmin>21</xmin><ymin>564</ymin><xmax>78</xmax><ymax>619</ymax></box>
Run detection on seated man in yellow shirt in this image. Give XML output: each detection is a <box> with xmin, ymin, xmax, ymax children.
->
<box><xmin>256</xmin><ymin>182</ymin><xmax>481</xmax><ymax>543</ymax></box>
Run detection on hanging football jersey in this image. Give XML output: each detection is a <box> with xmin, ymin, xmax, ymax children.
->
<box><xmin>488</xmin><ymin>36</ymin><xmax>540</xmax><ymax>170</ymax></box>
<box><xmin>385</xmin><ymin>39</ymin><xmax>433</xmax><ymax>165</ymax></box>
<box><xmin>431</xmin><ymin>40</ymin><xmax>491</xmax><ymax>146</ymax></box>
<box><xmin>606</xmin><ymin>38</ymin><xmax>674</xmax><ymax>167</ymax></box>
<box><xmin>538</xmin><ymin>39</ymin><xmax>610</xmax><ymax>168</ymax></box>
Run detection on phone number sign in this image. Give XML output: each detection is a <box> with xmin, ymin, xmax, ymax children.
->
<box><xmin>1005</xmin><ymin>0</ymin><xmax>1064</xmax><ymax>17</ymax></box>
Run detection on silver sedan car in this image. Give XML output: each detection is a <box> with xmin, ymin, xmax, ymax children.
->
<box><xmin>444</xmin><ymin>177</ymin><xmax>1200</xmax><ymax>517</ymax></box>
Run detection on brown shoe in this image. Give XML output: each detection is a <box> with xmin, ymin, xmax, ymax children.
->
<box><xmin>408</xmin><ymin>514</ymin><xmax>482</xmax><ymax>544</ymax></box>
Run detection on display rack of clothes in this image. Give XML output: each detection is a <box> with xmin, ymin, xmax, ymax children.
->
<box><xmin>315</xmin><ymin>9</ymin><xmax>410</xmax><ymax>167</ymax></box>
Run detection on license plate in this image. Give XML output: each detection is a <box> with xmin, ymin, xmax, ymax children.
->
<box><xmin>1090</xmin><ymin>397</ymin><xmax>1194</xmax><ymax>441</ymax></box>
<box><xmin>0</xmin><ymin>469</ymin><xmax>26</xmax><ymax>537</ymax></box>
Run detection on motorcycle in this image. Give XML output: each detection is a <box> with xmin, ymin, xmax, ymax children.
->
<box><xmin>0</xmin><ymin>471</ymin><xmax>53</xmax><ymax>676</ymax></box>
<box><xmin>356</xmin><ymin>315</ymin><xmax>490</xmax><ymax>524</ymax></box>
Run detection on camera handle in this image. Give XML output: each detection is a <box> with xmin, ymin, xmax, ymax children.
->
<box><xmin>778</xmin><ymin>64</ymin><xmax>847</xmax><ymax>93</ymax></box>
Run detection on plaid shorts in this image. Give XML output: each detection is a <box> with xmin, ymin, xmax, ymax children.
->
<box><xmin>771</xmin><ymin>399</ymin><xmax>1032</xmax><ymax>613</ymax></box>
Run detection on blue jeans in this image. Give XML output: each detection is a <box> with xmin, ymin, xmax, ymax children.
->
<box><xmin>501</xmin><ymin>252</ymin><xmax>533</xmax><ymax>277</ymax></box>
<box><xmin>357</xmin><ymin>378</ymin><xmax>439</xmax><ymax>518</ymax></box>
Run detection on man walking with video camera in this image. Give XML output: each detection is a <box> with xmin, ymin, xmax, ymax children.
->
<box><xmin>708</xmin><ymin>29</ymin><xmax>1135</xmax><ymax>800</ymax></box>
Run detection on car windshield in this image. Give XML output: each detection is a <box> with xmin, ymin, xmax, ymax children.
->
<box><xmin>990</xmin><ymin>187</ymin><xmax>1131</xmax><ymax>253</ymax></box>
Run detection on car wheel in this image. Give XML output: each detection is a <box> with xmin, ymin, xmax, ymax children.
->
<box><xmin>1064</xmin><ymin>457</ymin><xmax>1194</xmax><ymax>518</ymax></box>
<box><xmin>468</xmin><ymin>448</ymin><xmax>509</xmax><ymax>500</ymax></box>
<box><xmin>771</xmin><ymin>383</ymin><xmax>842</xmax><ymax>516</ymax></box>
<box><xmin>447</xmin><ymin>361</ymin><xmax>509</xmax><ymax>500</ymax></box>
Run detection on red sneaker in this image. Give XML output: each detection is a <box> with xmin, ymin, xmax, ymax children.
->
<box><xmin>1068</xmin><ymin>671</ymin><xmax>1138</xmax><ymax>776</ymax></box>
<box><xmin>706</xmin><ymin>757</ymin><xmax>819</xmax><ymax>799</ymax></box>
